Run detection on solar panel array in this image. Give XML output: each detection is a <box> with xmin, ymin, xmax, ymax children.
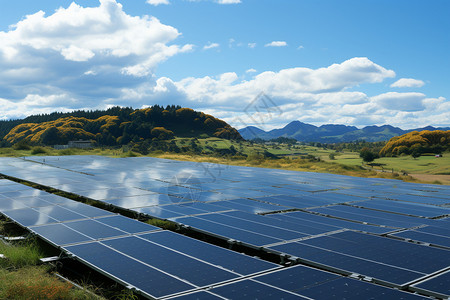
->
<box><xmin>0</xmin><ymin>179</ymin><xmax>281</xmax><ymax>299</ymax></box>
<box><xmin>1</xmin><ymin>155</ymin><xmax>449</xmax><ymax>299</ymax></box>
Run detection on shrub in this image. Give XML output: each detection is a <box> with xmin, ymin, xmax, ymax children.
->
<box><xmin>31</xmin><ymin>146</ymin><xmax>48</xmax><ymax>155</ymax></box>
<box><xmin>12</xmin><ymin>141</ymin><xmax>31</xmax><ymax>150</ymax></box>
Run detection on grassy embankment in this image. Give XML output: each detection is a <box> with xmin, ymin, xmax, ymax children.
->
<box><xmin>0</xmin><ymin>221</ymin><xmax>146</xmax><ymax>299</ymax></box>
<box><xmin>0</xmin><ymin>137</ymin><xmax>448</xmax><ymax>184</ymax></box>
<box><xmin>0</xmin><ymin>220</ymin><xmax>102</xmax><ymax>300</ymax></box>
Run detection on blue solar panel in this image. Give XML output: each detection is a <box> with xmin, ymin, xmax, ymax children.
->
<box><xmin>102</xmin><ymin>236</ymin><xmax>240</xmax><ymax>287</ymax></box>
<box><xmin>177</xmin><ymin>216</ymin><xmax>280</xmax><ymax>246</ymax></box>
<box><xmin>30</xmin><ymin>223</ymin><xmax>94</xmax><ymax>246</ymax></box>
<box><xmin>167</xmin><ymin>291</ymin><xmax>223</xmax><ymax>299</ymax></box>
<box><xmin>95</xmin><ymin>215</ymin><xmax>160</xmax><ymax>233</ymax></box>
<box><xmin>254</xmin><ymin>264</ymin><xmax>341</xmax><ymax>292</ymax></box>
<box><xmin>416</xmin><ymin>225</ymin><xmax>450</xmax><ymax>237</ymax></box>
<box><xmin>310</xmin><ymin>205</ymin><xmax>433</xmax><ymax>228</ymax></box>
<box><xmin>266</xmin><ymin>211</ymin><xmax>393</xmax><ymax>234</ymax></box>
<box><xmin>218</xmin><ymin>210</ymin><xmax>331</xmax><ymax>236</ymax></box>
<box><xmin>137</xmin><ymin>231</ymin><xmax>279</xmax><ymax>276</ymax></box>
<box><xmin>206</xmin><ymin>198</ymin><xmax>290</xmax><ymax>214</ymax></box>
<box><xmin>299</xmin><ymin>231</ymin><xmax>450</xmax><ymax>275</ymax></box>
<box><xmin>194</xmin><ymin>213</ymin><xmax>306</xmax><ymax>242</ymax></box>
<box><xmin>0</xmin><ymin>198</ymin><xmax>28</xmax><ymax>211</ymax></box>
<box><xmin>412</xmin><ymin>270</ymin><xmax>450</xmax><ymax>298</ymax></box>
<box><xmin>2</xmin><ymin>207</ymin><xmax>61</xmax><ymax>227</ymax></box>
<box><xmin>375</xmin><ymin>194</ymin><xmax>450</xmax><ymax>206</ymax></box>
<box><xmin>391</xmin><ymin>230</ymin><xmax>450</xmax><ymax>248</ymax></box>
<box><xmin>297</xmin><ymin>277</ymin><xmax>428</xmax><ymax>299</ymax></box>
<box><xmin>254</xmin><ymin>265</ymin><xmax>428</xmax><ymax>300</ymax></box>
<box><xmin>105</xmin><ymin>193</ymin><xmax>174</xmax><ymax>208</ymax></box>
<box><xmin>352</xmin><ymin>199</ymin><xmax>450</xmax><ymax>218</ymax></box>
<box><xmin>64</xmin><ymin>241</ymin><xmax>197</xmax><ymax>299</ymax></box>
<box><xmin>204</xmin><ymin>279</ymin><xmax>307</xmax><ymax>299</ymax></box>
<box><xmin>2</xmin><ymin>155</ymin><xmax>448</xmax><ymax>299</ymax></box>
<box><xmin>58</xmin><ymin>202</ymin><xmax>114</xmax><ymax>218</ymax></box>
<box><xmin>270</xmin><ymin>241</ymin><xmax>423</xmax><ymax>286</ymax></box>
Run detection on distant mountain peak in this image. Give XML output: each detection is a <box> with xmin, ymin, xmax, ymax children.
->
<box><xmin>238</xmin><ymin>121</ymin><xmax>449</xmax><ymax>143</ymax></box>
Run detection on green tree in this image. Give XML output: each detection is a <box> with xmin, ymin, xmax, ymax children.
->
<box><xmin>360</xmin><ymin>147</ymin><xmax>378</xmax><ymax>163</ymax></box>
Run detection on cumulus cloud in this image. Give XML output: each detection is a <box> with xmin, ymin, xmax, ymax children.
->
<box><xmin>248</xmin><ymin>43</ymin><xmax>256</xmax><ymax>48</ymax></box>
<box><xmin>147</xmin><ymin>0</ymin><xmax>170</xmax><ymax>5</ymax></box>
<box><xmin>390</xmin><ymin>78</ymin><xmax>425</xmax><ymax>88</ymax></box>
<box><xmin>265</xmin><ymin>41</ymin><xmax>287</xmax><ymax>47</ymax></box>
<box><xmin>0</xmin><ymin>0</ymin><xmax>192</xmax><ymax>119</ymax></box>
<box><xmin>1</xmin><ymin>6</ymin><xmax>447</xmax><ymax>133</ymax></box>
<box><xmin>371</xmin><ymin>92</ymin><xmax>426</xmax><ymax>111</ymax></box>
<box><xmin>203</xmin><ymin>42</ymin><xmax>219</xmax><ymax>50</ymax></box>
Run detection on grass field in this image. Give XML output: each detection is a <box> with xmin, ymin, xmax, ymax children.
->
<box><xmin>0</xmin><ymin>139</ymin><xmax>448</xmax><ymax>185</ymax></box>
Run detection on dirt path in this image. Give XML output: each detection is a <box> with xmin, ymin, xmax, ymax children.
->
<box><xmin>409</xmin><ymin>174</ymin><xmax>450</xmax><ymax>185</ymax></box>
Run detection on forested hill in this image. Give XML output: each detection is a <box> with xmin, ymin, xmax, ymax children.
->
<box><xmin>0</xmin><ymin>106</ymin><xmax>242</xmax><ymax>146</ymax></box>
<box><xmin>379</xmin><ymin>130</ymin><xmax>450</xmax><ymax>157</ymax></box>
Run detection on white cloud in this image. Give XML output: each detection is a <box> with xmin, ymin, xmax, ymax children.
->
<box><xmin>60</xmin><ymin>45</ymin><xmax>95</xmax><ymax>62</ymax></box>
<box><xmin>216</xmin><ymin>0</ymin><xmax>241</xmax><ymax>4</ymax></box>
<box><xmin>1</xmin><ymin>8</ymin><xmax>447</xmax><ymax>135</ymax></box>
<box><xmin>203</xmin><ymin>42</ymin><xmax>219</xmax><ymax>50</ymax></box>
<box><xmin>0</xmin><ymin>0</ymin><xmax>192</xmax><ymax>119</ymax></box>
<box><xmin>297</xmin><ymin>45</ymin><xmax>304</xmax><ymax>49</ymax></box>
<box><xmin>265</xmin><ymin>41</ymin><xmax>287</xmax><ymax>47</ymax></box>
<box><xmin>147</xmin><ymin>0</ymin><xmax>170</xmax><ymax>5</ymax></box>
<box><xmin>371</xmin><ymin>92</ymin><xmax>426</xmax><ymax>111</ymax></box>
<box><xmin>390</xmin><ymin>78</ymin><xmax>425</xmax><ymax>88</ymax></box>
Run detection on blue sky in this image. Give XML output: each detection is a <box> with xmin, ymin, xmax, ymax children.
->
<box><xmin>0</xmin><ymin>0</ymin><xmax>449</xmax><ymax>129</ymax></box>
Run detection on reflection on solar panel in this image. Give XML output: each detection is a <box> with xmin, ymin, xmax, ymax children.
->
<box><xmin>350</xmin><ymin>199</ymin><xmax>450</xmax><ymax>218</ymax></box>
<box><xmin>309</xmin><ymin>205</ymin><xmax>434</xmax><ymax>228</ymax></box>
<box><xmin>1</xmin><ymin>156</ymin><xmax>450</xmax><ymax>299</ymax></box>
<box><xmin>270</xmin><ymin>231</ymin><xmax>450</xmax><ymax>287</ymax></box>
<box><xmin>169</xmin><ymin>265</ymin><xmax>427</xmax><ymax>300</ymax></box>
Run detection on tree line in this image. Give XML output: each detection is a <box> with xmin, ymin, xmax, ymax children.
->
<box><xmin>2</xmin><ymin>106</ymin><xmax>242</xmax><ymax>147</ymax></box>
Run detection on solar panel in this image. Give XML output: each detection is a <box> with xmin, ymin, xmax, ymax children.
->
<box><xmin>351</xmin><ymin>199</ymin><xmax>450</xmax><ymax>218</ymax></box>
<box><xmin>390</xmin><ymin>230</ymin><xmax>450</xmax><ymax>248</ymax></box>
<box><xmin>270</xmin><ymin>230</ymin><xmax>450</xmax><ymax>287</ymax></box>
<box><xmin>215</xmin><ymin>210</ymin><xmax>331</xmax><ymax>236</ymax></box>
<box><xmin>269</xmin><ymin>241</ymin><xmax>423</xmax><ymax>286</ymax></box>
<box><xmin>1</xmin><ymin>155</ymin><xmax>449</xmax><ymax>299</ymax></box>
<box><xmin>1</xmin><ymin>207</ymin><xmax>61</xmax><ymax>227</ymax></box>
<box><xmin>177</xmin><ymin>216</ymin><xmax>280</xmax><ymax>246</ymax></box>
<box><xmin>94</xmin><ymin>215</ymin><xmax>160</xmax><ymax>234</ymax></box>
<box><xmin>299</xmin><ymin>231</ymin><xmax>450</xmax><ymax>275</ymax></box>
<box><xmin>137</xmin><ymin>231</ymin><xmax>278</xmax><ymax>276</ymax></box>
<box><xmin>64</xmin><ymin>241</ymin><xmax>197</xmax><ymax>299</ymax></box>
<box><xmin>265</xmin><ymin>211</ymin><xmax>393</xmax><ymax>234</ymax></box>
<box><xmin>201</xmin><ymin>279</ymin><xmax>308</xmax><ymax>299</ymax></box>
<box><xmin>309</xmin><ymin>205</ymin><xmax>433</xmax><ymax>228</ymax></box>
<box><xmin>191</xmin><ymin>213</ymin><xmax>307</xmax><ymax>242</ymax></box>
<box><xmin>411</xmin><ymin>270</ymin><xmax>450</xmax><ymax>299</ymax></box>
<box><xmin>253</xmin><ymin>265</ymin><xmax>427</xmax><ymax>300</ymax></box>
<box><xmin>30</xmin><ymin>222</ymin><xmax>95</xmax><ymax>246</ymax></box>
<box><xmin>101</xmin><ymin>236</ymin><xmax>239</xmax><ymax>287</ymax></box>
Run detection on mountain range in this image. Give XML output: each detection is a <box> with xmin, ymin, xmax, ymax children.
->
<box><xmin>239</xmin><ymin>121</ymin><xmax>450</xmax><ymax>143</ymax></box>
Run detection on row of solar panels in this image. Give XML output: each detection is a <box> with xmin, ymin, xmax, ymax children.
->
<box><xmin>2</xmin><ymin>156</ymin><xmax>449</xmax><ymax>209</ymax></box>
<box><xmin>1</xmin><ymin>156</ymin><xmax>449</xmax><ymax>298</ymax></box>
<box><xmin>1</xmin><ymin>179</ymin><xmax>434</xmax><ymax>299</ymax></box>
